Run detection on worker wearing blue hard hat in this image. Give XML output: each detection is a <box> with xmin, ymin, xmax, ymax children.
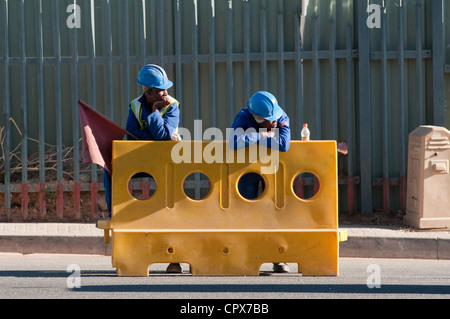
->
<box><xmin>104</xmin><ymin>64</ymin><xmax>182</xmax><ymax>274</ymax></box>
<box><xmin>136</xmin><ymin>63</ymin><xmax>174</xmax><ymax>90</ymax></box>
<box><xmin>229</xmin><ymin>91</ymin><xmax>291</xmax><ymax>273</ymax></box>
<box><xmin>127</xmin><ymin>64</ymin><xmax>180</xmax><ymax>141</ymax></box>
<box><xmin>247</xmin><ymin>91</ymin><xmax>284</xmax><ymax>122</ymax></box>
<box><xmin>230</xmin><ymin>91</ymin><xmax>290</xmax><ymax>152</ymax></box>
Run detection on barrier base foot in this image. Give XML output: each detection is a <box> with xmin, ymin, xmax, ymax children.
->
<box><xmin>111</xmin><ymin>229</ymin><xmax>345</xmax><ymax>277</ymax></box>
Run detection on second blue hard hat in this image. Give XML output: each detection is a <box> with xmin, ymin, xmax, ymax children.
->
<box><xmin>136</xmin><ymin>64</ymin><xmax>173</xmax><ymax>90</ymax></box>
<box><xmin>247</xmin><ymin>91</ymin><xmax>283</xmax><ymax>121</ymax></box>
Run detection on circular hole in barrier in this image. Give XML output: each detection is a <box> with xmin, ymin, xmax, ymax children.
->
<box><xmin>222</xmin><ymin>247</ymin><xmax>229</xmax><ymax>254</ymax></box>
<box><xmin>183</xmin><ymin>172</ymin><xmax>211</xmax><ymax>200</ymax></box>
<box><xmin>167</xmin><ymin>247</ymin><xmax>174</xmax><ymax>254</ymax></box>
<box><xmin>292</xmin><ymin>172</ymin><xmax>320</xmax><ymax>200</ymax></box>
<box><xmin>278</xmin><ymin>247</ymin><xmax>285</xmax><ymax>254</ymax></box>
<box><xmin>128</xmin><ymin>172</ymin><xmax>156</xmax><ymax>200</ymax></box>
<box><xmin>237</xmin><ymin>172</ymin><xmax>265</xmax><ymax>200</ymax></box>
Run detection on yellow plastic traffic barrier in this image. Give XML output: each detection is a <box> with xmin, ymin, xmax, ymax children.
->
<box><xmin>97</xmin><ymin>140</ymin><xmax>347</xmax><ymax>276</ymax></box>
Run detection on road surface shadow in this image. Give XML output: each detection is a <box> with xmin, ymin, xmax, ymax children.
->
<box><xmin>74</xmin><ymin>283</ymin><xmax>450</xmax><ymax>295</ymax></box>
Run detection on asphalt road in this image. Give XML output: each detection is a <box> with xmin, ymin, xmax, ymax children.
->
<box><xmin>0</xmin><ymin>253</ymin><xmax>449</xmax><ymax>303</ymax></box>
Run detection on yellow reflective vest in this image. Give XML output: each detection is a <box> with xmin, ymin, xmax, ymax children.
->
<box><xmin>130</xmin><ymin>95</ymin><xmax>180</xmax><ymax>133</ymax></box>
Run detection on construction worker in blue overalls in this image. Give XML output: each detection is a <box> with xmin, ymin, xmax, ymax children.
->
<box><xmin>103</xmin><ymin>64</ymin><xmax>182</xmax><ymax>273</ymax></box>
<box><xmin>229</xmin><ymin>91</ymin><xmax>291</xmax><ymax>273</ymax></box>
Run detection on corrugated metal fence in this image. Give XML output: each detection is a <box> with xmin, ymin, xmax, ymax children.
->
<box><xmin>0</xmin><ymin>0</ymin><xmax>449</xmax><ymax>221</ymax></box>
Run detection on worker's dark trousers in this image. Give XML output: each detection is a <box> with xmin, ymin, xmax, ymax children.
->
<box><xmin>103</xmin><ymin>168</ymin><xmax>112</xmax><ymax>218</ymax></box>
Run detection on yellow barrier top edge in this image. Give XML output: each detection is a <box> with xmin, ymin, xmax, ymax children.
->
<box><xmin>111</xmin><ymin>229</ymin><xmax>347</xmax><ymax>233</ymax></box>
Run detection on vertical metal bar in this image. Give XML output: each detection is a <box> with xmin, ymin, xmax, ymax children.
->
<box><xmin>380</xmin><ymin>0</ymin><xmax>390</xmax><ymax>214</ymax></box>
<box><xmin>209</xmin><ymin>0</ymin><xmax>217</xmax><ymax>127</ymax></box>
<box><xmin>90</xmin><ymin>0</ymin><xmax>96</xmax><ymax>64</ymax></box>
<box><xmin>37</xmin><ymin>0</ymin><xmax>47</xmax><ymax>218</ymax></box>
<box><xmin>260</xmin><ymin>0</ymin><xmax>267</xmax><ymax>91</ymax></box>
<box><xmin>54</xmin><ymin>0</ymin><xmax>64</xmax><ymax>217</ymax></box>
<box><xmin>106</xmin><ymin>0</ymin><xmax>113</xmax><ymax>119</ymax></box>
<box><xmin>346</xmin><ymin>24</ymin><xmax>354</xmax><ymax>178</ymax></box>
<box><xmin>89</xmin><ymin>0</ymin><xmax>99</xmax><ymax>217</ymax></box>
<box><xmin>123</xmin><ymin>0</ymin><xmax>130</xmax><ymax>108</ymax></box>
<box><xmin>243</xmin><ymin>0</ymin><xmax>250</xmax><ymax>101</ymax></box>
<box><xmin>2</xmin><ymin>0</ymin><xmax>11</xmax><ymax>219</ymax></box>
<box><xmin>19</xmin><ymin>0</ymin><xmax>29</xmax><ymax>219</ymax></box>
<box><xmin>357</xmin><ymin>0</ymin><xmax>373</xmax><ymax>215</ymax></box>
<box><xmin>72</xmin><ymin>0</ymin><xmax>81</xmax><ymax>219</ymax></box>
<box><xmin>346</xmin><ymin>23</ymin><xmax>355</xmax><ymax>214</ymax></box>
<box><xmin>295</xmin><ymin>12</ymin><xmax>303</xmax><ymax>140</ymax></box>
<box><xmin>312</xmin><ymin>13</ymin><xmax>320</xmax><ymax>139</ymax></box>
<box><xmin>158</xmin><ymin>0</ymin><xmax>164</xmax><ymax>67</ymax></box>
<box><xmin>277</xmin><ymin>0</ymin><xmax>285</xmax><ymax>107</ymax></box>
<box><xmin>431</xmin><ymin>0</ymin><xmax>445</xmax><ymax>126</ymax></box>
<box><xmin>174</xmin><ymin>0</ymin><xmax>183</xmax><ymax>127</ymax></box>
<box><xmin>192</xmin><ymin>0</ymin><xmax>199</xmax><ymax>120</ymax></box>
<box><xmin>139</xmin><ymin>0</ymin><xmax>147</xmax><ymax>67</ymax></box>
<box><xmin>397</xmin><ymin>0</ymin><xmax>407</xmax><ymax>213</ymax></box>
<box><xmin>416</xmin><ymin>0</ymin><xmax>423</xmax><ymax>125</ymax></box>
<box><xmin>244</xmin><ymin>1</ymin><xmax>252</xmax><ymax>101</ymax></box>
<box><xmin>226</xmin><ymin>0</ymin><xmax>234</xmax><ymax>124</ymax></box>
<box><xmin>105</xmin><ymin>0</ymin><xmax>115</xmax><ymax>215</ymax></box>
<box><xmin>89</xmin><ymin>0</ymin><xmax>97</xmax><ymax>161</ymax></box>
<box><xmin>329</xmin><ymin>17</ymin><xmax>337</xmax><ymax>140</ymax></box>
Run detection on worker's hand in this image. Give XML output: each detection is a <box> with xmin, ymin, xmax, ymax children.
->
<box><xmin>260</xmin><ymin>131</ymin><xmax>275</xmax><ymax>138</ymax></box>
<box><xmin>337</xmin><ymin>142</ymin><xmax>348</xmax><ymax>155</ymax></box>
<box><xmin>171</xmin><ymin>133</ymin><xmax>182</xmax><ymax>141</ymax></box>
<box><xmin>152</xmin><ymin>96</ymin><xmax>171</xmax><ymax>113</ymax></box>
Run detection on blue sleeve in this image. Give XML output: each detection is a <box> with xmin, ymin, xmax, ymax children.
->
<box><xmin>229</xmin><ymin>113</ymin><xmax>260</xmax><ymax>150</ymax></box>
<box><xmin>125</xmin><ymin>106</ymin><xmax>151</xmax><ymax>140</ymax></box>
<box><xmin>230</xmin><ymin>111</ymin><xmax>291</xmax><ymax>152</ymax></box>
<box><xmin>147</xmin><ymin>103</ymin><xmax>180</xmax><ymax>141</ymax></box>
<box><xmin>260</xmin><ymin>124</ymin><xmax>290</xmax><ymax>152</ymax></box>
<box><xmin>277</xmin><ymin>124</ymin><xmax>291</xmax><ymax>152</ymax></box>
<box><xmin>229</xmin><ymin>128</ymin><xmax>261</xmax><ymax>150</ymax></box>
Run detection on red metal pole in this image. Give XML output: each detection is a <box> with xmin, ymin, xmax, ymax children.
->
<box><xmin>73</xmin><ymin>182</ymin><xmax>81</xmax><ymax>220</ymax></box>
<box><xmin>89</xmin><ymin>182</ymin><xmax>100</xmax><ymax>218</ymax></box>
<box><xmin>39</xmin><ymin>183</ymin><xmax>47</xmax><ymax>219</ymax></box>
<box><xmin>57</xmin><ymin>184</ymin><xmax>64</xmax><ymax>219</ymax></box>
<box><xmin>20</xmin><ymin>183</ymin><xmax>29</xmax><ymax>220</ymax></box>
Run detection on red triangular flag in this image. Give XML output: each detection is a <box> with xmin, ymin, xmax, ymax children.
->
<box><xmin>78</xmin><ymin>100</ymin><xmax>130</xmax><ymax>174</ymax></box>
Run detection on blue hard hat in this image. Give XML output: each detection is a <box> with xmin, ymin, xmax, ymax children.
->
<box><xmin>136</xmin><ymin>64</ymin><xmax>173</xmax><ymax>90</ymax></box>
<box><xmin>247</xmin><ymin>91</ymin><xmax>283</xmax><ymax>121</ymax></box>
